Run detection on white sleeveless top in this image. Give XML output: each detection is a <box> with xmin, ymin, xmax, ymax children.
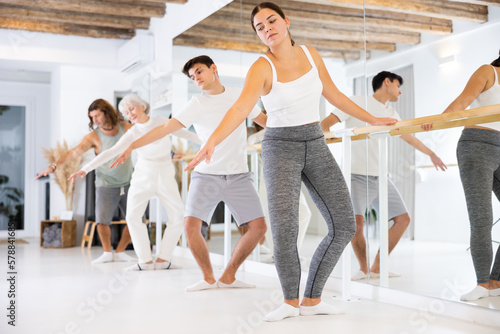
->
<box><xmin>471</xmin><ymin>65</ymin><xmax>500</xmax><ymax>131</ymax></box>
<box><xmin>260</xmin><ymin>45</ymin><xmax>323</xmax><ymax>128</ymax></box>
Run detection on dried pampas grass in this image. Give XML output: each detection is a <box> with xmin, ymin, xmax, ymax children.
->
<box><xmin>42</xmin><ymin>141</ymin><xmax>82</xmax><ymax>211</ymax></box>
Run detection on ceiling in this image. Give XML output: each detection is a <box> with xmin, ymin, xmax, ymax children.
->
<box><xmin>0</xmin><ymin>0</ymin><xmax>499</xmax><ymax>60</ymax></box>
<box><xmin>0</xmin><ymin>0</ymin><xmax>187</xmax><ymax>38</ymax></box>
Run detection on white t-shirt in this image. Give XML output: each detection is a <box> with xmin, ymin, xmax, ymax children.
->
<box><xmin>174</xmin><ymin>86</ymin><xmax>261</xmax><ymax>175</ymax></box>
<box><xmin>332</xmin><ymin>95</ymin><xmax>402</xmax><ymax>176</ymax></box>
<box><xmin>81</xmin><ymin>117</ymin><xmax>201</xmax><ymax>173</ymax></box>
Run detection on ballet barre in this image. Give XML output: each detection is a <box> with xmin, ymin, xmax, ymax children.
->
<box><xmin>325</xmin><ymin>104</ymin><xmax>500</xmax><ymax>143</ymax></box>
<box><xmin>326</xmin><ymin>104</ymin><xmax>500</xmax><ymax>293</ymax></box>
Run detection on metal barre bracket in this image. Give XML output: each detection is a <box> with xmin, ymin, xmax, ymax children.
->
<box><xmin>332</xmin><ymin>128</ymin><xmax>355</xmax><ymax>138</ymax></box>
<box><xmin>369</xmin><ymin>130</ymin><xmax>391</xmax><ymax>139</ymax></box>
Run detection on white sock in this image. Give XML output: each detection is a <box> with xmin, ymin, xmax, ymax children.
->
<box><xmin>263</xmin><ymin>303</ymin><xmax>299</xmax><ymax>322</ymax></box>
<box><xmin>460</xmin><ymin>286</ymin><xmax>489</xmax><ymax>301</ymax></box>
<box><xmin>125</xmin><ymin>262</ymin><xmax>155</xmax><ymax>271</ymax></box>
<box><xmin>154</xmin><ymin>261</ymin><xmax>171</xmax><ymax>270</ymax></box>
<box><xmin>299</xmin><ymin>301</ymin><xmax>345</xmax><ymax>316</ymax></box>
<box><xmin>91</xmin><ymin>252</ymin><xmax>113</xmax><ymax>264</ymax></box>
<box><xmin>351</xmin><ymin>270</ymin><xmax>367</xmax><ymax>281</ymax></box>
<box><xmin>185</xmin><ymin>280</ymin><xmax>218</xmax><ymax>292</ymax></box>
<box><xmin>113</xmin><ymin>252</ymin><xmax>135</xmax><ymax>262</ymax></box>
<box><xmin>260</xmin><ymin>245</ymin><xmax>272</xmax><ymax>254</ymax></box>
<box><xmin>217</xmin><ymin>279</ymin><xmax>256</xmax><ymax>289</ymax></box>
<box><xmin>369</xmin><ymin>270</ymin><xmax>401</xmax><ymax>278</ymax></box>
<box><xmin>490</xmin><ymin>288</ymin><xmax>500</xmax><ymax>297</ymax></box>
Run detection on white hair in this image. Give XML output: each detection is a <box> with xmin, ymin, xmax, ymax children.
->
<box><xmin>118</xmin><ymin>93</ymin><xmax>150</xmax><ymax>115</ymax></box>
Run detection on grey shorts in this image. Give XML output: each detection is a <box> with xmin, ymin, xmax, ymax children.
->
<box><xmin>95</xmin><ymin>185</ymin><xmax>129</xmax><ymax>225</ymax></box>
<box><xmin>185</xmin><ymin>171</ymin><xmax>265</xmax><ymax>227</ymax></box>
<box><xmin>351</xmin><ymin>174</ymin><xmax>407</xmax><ymax>220</ymax></box>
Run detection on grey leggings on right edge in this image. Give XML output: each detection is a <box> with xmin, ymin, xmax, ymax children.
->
<box><xmin>457</xmin><ymin>128</ymin><xmax>500</xmax><ymax>284</ymax></box>
<box><xmin>262</xmin><ymin>123</ymin><xmax>356</xmax><ymax>300</ymax></box>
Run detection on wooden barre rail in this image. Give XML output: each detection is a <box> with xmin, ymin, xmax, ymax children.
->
<box><xmin>170</xmin><ymin>104</ymin><xmax>500</xmax><ymax>155</ymax></box>
<box><xmin>172</xmin><ymin>144</ymin><xmax>263</xmax><ymax>163</ymax></box>
<box><xmin>325</xmin><ymin>104</ymin><xmax>500</xmax><ymax>143</ymax></box>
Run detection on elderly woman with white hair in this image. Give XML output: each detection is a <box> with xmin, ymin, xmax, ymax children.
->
<box><xmin>70</xmin><ymin>93</ymin><xmax>201</xmax><ymax>271</ymax></box>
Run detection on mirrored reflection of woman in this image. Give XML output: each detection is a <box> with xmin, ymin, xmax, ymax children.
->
<box><xmin>429</xmin><ymin>51</ymin><xmax>500</xmax><ymax>301</ymax></box>
<box><xmin>186</xmin><ymin>2</ymin><xmax>397</xmax><ymax>321</ymax></box>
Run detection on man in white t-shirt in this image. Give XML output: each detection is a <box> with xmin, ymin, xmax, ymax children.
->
<box><xmin>111</xmin><ymin>55</ymin><xmax>268</xmax><ymax>291</ymax></box>
<box><xmin>321</xmin><ymin>71</ymin><xmax>447</xmax><ymax>280</ymax></box>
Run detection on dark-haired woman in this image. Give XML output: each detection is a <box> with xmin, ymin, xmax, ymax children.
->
<box><xmin>186</xmin><ymin>2</ymin><xmax>397</xmax><ymax>321</ymax></box>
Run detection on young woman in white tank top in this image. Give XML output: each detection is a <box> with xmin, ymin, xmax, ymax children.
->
<box><xmin>186</xmin><ymin>2</ymin><xmax>397</xmax><ymax>322</ymax></box>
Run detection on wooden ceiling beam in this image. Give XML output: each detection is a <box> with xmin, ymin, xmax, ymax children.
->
<box><xmin>101</xmin><ymin>0</ymin><xmax>186</xmax><ymax>4</ymax></box>
<box><xmin>225</xmin><ymin>2</ymin><xmax>452</xmax><ymax>35</ymax></box>
<box><xmin>174</xmin><ymin>34</ymin><xmax>362</xmax><ymax>60</ymax></box>
<box><xmin>291</xmin><ymin>25</ymin><xmax>420</xmax><ymax>45</ymax></box>
<box><xmin>0</xmin><ymin>4</ymin><xmax>151</xmax><ymax>30</ymax></box>
<box><xmin>302</xmin><ymin>38</ymin><xmax>396</xmax><ymax>52</ymax></box>
<box><xmin>174</xmin><ymin>35</ymin><xmax>267</xmax><ymax>54</ymax></box>
<box><xmin>0</xmin><ymin>17</ymin><xmax>135</xmax><ymax>39</ymax></box>
<box><xmin>218</xmin><ymin>8</ymin><xmax>441</xmax><ymax>40</ymax></box>
<box><xmin>283</xmin><ymin>0</ymin><xmax>488</xmax><ymax>23</ymax></box>
<box><xmin>178</xmin><ymin>26</ymin><xmax>395</xmax><ymax>53</ymax></box>
<box><xmin>143</xmin><ymin>0</ymin><xmax>187</xmax><ymax>3</ymax></box>
<box><xmin>0</xmin><ymin>0</ymin><xmax>165</xmax><ymax>18</ymax></box>
<box><xmin>449</xmin><ymin>0</ymin><xmax>500</xmax><ymax>6</ymax></box>
<box><xmin>197</xmin><ymin>14</ymin><xmax>420</xmax><ymax>46</ymax></box>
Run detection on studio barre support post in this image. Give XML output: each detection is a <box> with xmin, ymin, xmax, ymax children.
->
<box><xmin>369</xmin><ymin>130</ymin><xmax>391</xmax><ymax>288</ymax></box>
<box><xmin>180</xmin><ymin>160</ymin><xmax>189</xmax><ymax>247</ymax></box>
<box><xmin>155</xmin><ymin>196</ymin><xmax>162</xmax><ymax>256</ymax></box>
<box><xmin>224</xmin><ymin>203</ymin><xmax>232</xmax><ymax>267</ymax></box>
<box><xmin>333</xmin><ymin>128</ymin><xmax>355</xmax><ymax>300</ymax></box>
<box><xmin>249</xmin><ymin>148</ymin><xmax>261</xmax><ymax>262</ymax></box>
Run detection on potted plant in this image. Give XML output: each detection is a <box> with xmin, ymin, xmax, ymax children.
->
<box><xmin>0</xmin><ymin>174</ymin><xmax>23</xmax><ymax>229</ymax></box>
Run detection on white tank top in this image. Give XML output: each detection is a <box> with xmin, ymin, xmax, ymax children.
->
<box><xmin>471</xmin><ymin>65</ymin><xmax>500</xmax><ymax>131</ymax></box>
<box><xmin>260</xmin><ymin>45</ymin><xmax>323</xmax><ymax>128</ymax></box>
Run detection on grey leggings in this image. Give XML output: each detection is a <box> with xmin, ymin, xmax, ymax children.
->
<box><xmin>262</xmin><ymin>123</ymin><xmax>356</xmax><ymax>300</ymax></box>
<box><xmin>457</xmin><ymin>128</ymin><xmax>500</xmax><ymax>284</ymax></box>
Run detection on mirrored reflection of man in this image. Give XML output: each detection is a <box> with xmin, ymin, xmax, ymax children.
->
<box><xmin>321</xmin><ymin>71</ymin><xmax>447</xmax><ymax>280</ymax></box>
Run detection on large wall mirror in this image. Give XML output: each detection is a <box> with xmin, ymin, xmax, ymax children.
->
<box><xmin>167</xmin><ymin>0</ymin><xmax>500</xmax><ymax>312</ymax></box>
<box><xmin>348</xmin><ymin>2</ymin><xmax>500</xmax><ymax>313</ymax></box>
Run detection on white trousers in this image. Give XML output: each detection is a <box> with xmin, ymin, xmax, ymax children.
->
<box><xmin>126</xmin><ymin>160</ymin><xmax>184</xmax><ymax>263</ymax></box>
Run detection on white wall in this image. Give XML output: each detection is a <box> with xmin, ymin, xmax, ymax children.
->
<box><xmin>0</xmin><ymin>30</ymin><xmax>121</xmax><ymax>69</ymax></box>
<box><xmin>48</xmin><ymin>66</ymin><xmax>130</xmax><ymax>241</ymax></box>
<box><xmin>344</xmin><ymin>20</ymin><xmax>500</xmax><ymax>243</ymax></box>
